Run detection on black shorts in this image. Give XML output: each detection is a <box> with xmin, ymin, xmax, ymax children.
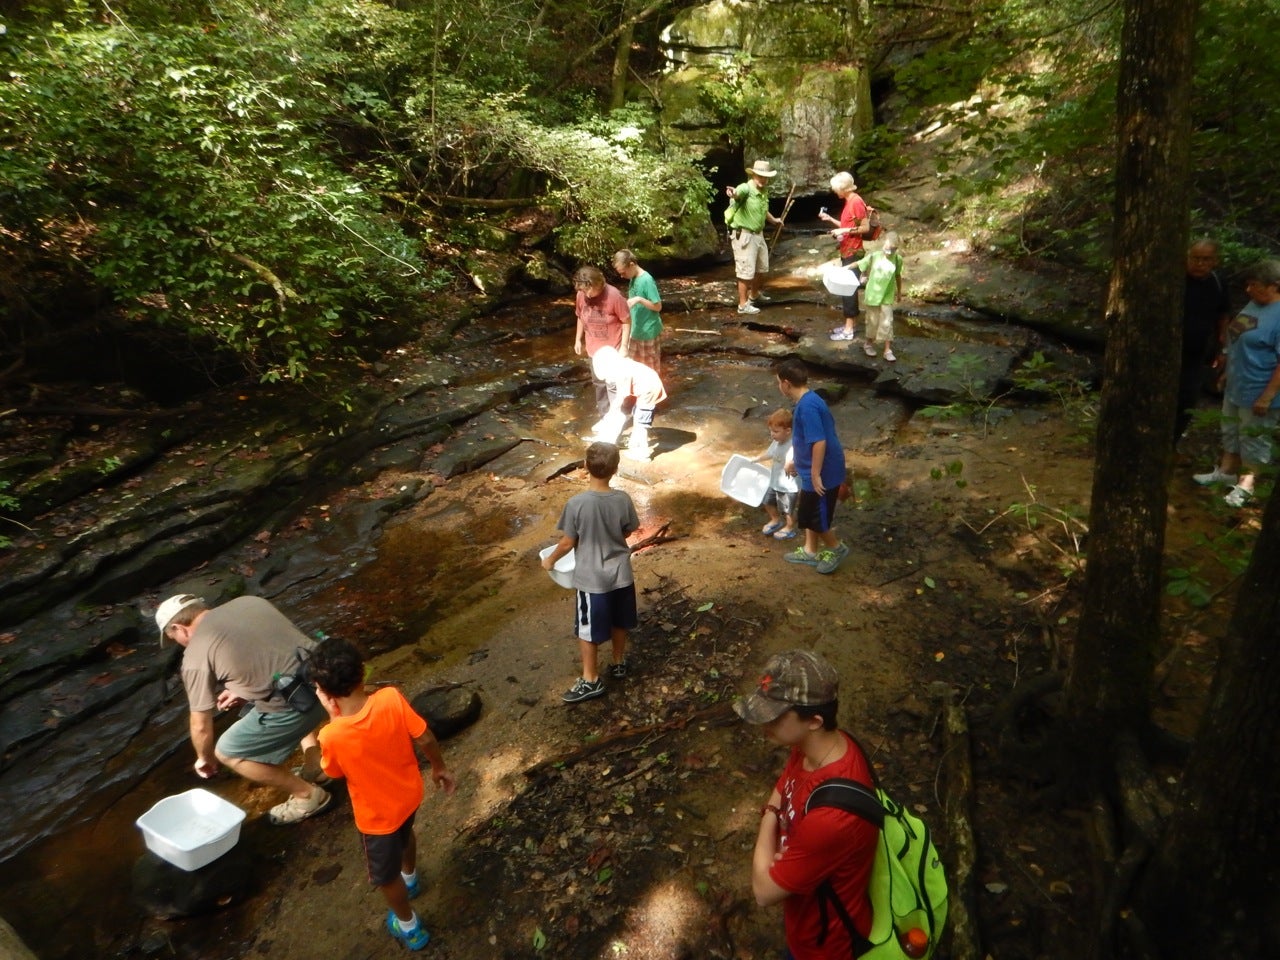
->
<box><xmin>796</xmin><ymin>488</ymin><xmax>840</xmax><ymax>533</ymax></box>
<box><xmin>361</xmin><ymin>812</ymin><xmax>416</xmax><ymax>886</ymax></box>
<box><xmin>574</xmin><ymin>585</ymin><xmax>638</xmax><ymax>643</ymax></box>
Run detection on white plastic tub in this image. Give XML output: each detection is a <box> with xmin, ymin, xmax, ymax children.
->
<box><xmin>822</xmin><ymin>265</ymin><xmax>861</xmax><ymax>296</ymax></box>
<box><xmin>721</xmin><ymin>455</ymin><xmax>772</xmax><ymax>508</ymax></box>
<box><xmin>539</xmin><ymin>545</ymin><xmax>576</xmax><ymax>589</ymax></box>
<box><xmin>136</xmin><ymin>788</ymin><xmax>246</xmax><ymax>872</ymax></box>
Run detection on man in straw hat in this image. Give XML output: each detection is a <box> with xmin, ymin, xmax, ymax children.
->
<box><xmin>735</xmin><ymin>649</ymin><xmax>878</xmax><ymax>958</ymax></box>
<box><xmin>154</xmin><ymin>593</ymin><xmax>331</xmax><ymax>825</ymax></box>
<box><xmin>725</xmin><ymin>159</ymin><xmax>785</xmax><ymax>314</ymax></box>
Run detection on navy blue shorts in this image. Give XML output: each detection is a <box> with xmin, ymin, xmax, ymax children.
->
<box><xmin>796</xmin><ymin>488</ymin><xmax>840</xmax><ymax>533</ymax></box>
<box><xmin>361</xmin><ymin>812</ymin><xmax>416</xmax><ymax>887</ymax></box>
<box><xmin>574</xmin><ymin>585</ymin><xmax>638</xmax><ymax>643</ymax></box>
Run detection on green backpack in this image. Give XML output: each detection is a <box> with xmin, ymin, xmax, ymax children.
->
<box><xmin>804</xmin><ymin>739</ymin><xmax>949</xmax><ymax>959</ymax></box>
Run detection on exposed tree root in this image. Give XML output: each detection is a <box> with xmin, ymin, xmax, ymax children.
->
<box><xmin>521</xmin><ymin>701</ymin><xmax>734</xmax><ymax>781</ymax></box>
<box><xmin>942</xmin><ymin>696</ymin><xmax>983</xmax><ymax>960</ymax></box>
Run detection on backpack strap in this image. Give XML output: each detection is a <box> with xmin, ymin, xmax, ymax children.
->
<box><xmin>814</xmin><ymin>876</ymin><xmax>873</xmax><ymax>958</ymax></box>
<box><xmin>805</xmin><ymin>778</ymin><xmax>885</xmax><ymax>827</ymax></box>
<box><xmin>802</xmin><ymin>734</ymin><xmax>884</xmax><ymax>957</ymax></box>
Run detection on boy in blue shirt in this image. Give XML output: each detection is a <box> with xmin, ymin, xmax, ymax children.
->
<box><xmin>774</xmin><ymin>359</ymin><xmax>848</xmax><ymax>574</ymax></box>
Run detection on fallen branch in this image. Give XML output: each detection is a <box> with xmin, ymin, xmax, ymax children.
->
<box><xmin>630</xmin><ymin>522</ymin><xmax>677</xmax><ymax>552</ymax></box>
<box><xmin>522</xmin><ymin>701</ymin><xmax>734</xmax><ymax>780</ymax></box>
<box><xmin>942</xmin><ymin>696</ymin><xmax>983</xmax><ymax>960</ymax></box>
<box><xmin>439</xmin><ymin>195</ymin><xmax>550</xmax><ymax>210</ymax></box>
<box><xmin>671</xmin><ymin>327</ymin><xmax>723</xmax><ymax>335</ymax></box>
<box><xmin>12</xmin><ymin>403</ymin><xmax>202</xmax><ymax>420</ymax></box>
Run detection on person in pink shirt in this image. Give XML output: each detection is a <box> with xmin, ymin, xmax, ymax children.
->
<box><xmin>572</xmin><ymin>265</ymin><xmax>631</xmax><ymax>418</ymax></box>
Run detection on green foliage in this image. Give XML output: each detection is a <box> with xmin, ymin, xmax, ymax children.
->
<box><xmin>1165</xmin><ymin>566</ymin><xmax>1213</xmax><ymax>608</ymax></box>
<box><xmin>1</xmin><ymin>5</ymin><xmax>426</xmax><ymax>382</ymax></box>
<box><xmin>403</xmin><ymin>84</ymin><xmax>712</xmax><ymax>261</ymax></box>
<box><xmin>0</xmin><ymin>480</ymin><xmax>19</xmax><ymax>550</ymax></box>
<box><xmin>1010</xmin><ymin>351</ymin><xmax>1097</xmax><ymax>438</ymax></box>
<box><xmin>698</xmin><ymin>54</ymin><xmax>775</xmax><ymax>149</ymax></box>
<box><xmin>1190</xmin><ymin>0</ymin><xmax>1280</xmax><ymax>238</ymax></box>
<box><xmin>929</xmin><ymin>460</ymin><xmax>968</xmax><ymax>489</ymax></box>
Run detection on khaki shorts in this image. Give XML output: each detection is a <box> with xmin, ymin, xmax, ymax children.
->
<box><xmin>732</xmin><ymin>230</ymin><xmax>768</xmax><ymax>281</ymax></box>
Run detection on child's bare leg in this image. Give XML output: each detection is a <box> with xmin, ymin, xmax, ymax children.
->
<box><xmin>381</xmin><ymin>877</ymin><xmax>414</xmax><ymax>923</ymax></box>
<box><xmin>819</xmin><ymin>529</ymin><xmax>840</xmax><ymax>551</ymax></box>
<box><xmin>803</xmin><ymin>530</ymin><xmax>820</xmax><ymax>555</ymax></box>
<box><xmin>761</xmin><ymin>503</ymin><xmax>781</xmax><ymax>532</ymax></box>
<box><xmin>400</xmin><ymin>831</ymin><xmax>417</xmax><ymax>878</ymax></box>
<box><xmin>579</xmin><ymin>639</ymin><xmax>600</xmax><ymax>683</ymax></box>
<box><xmin>610</xmin><ymin>627</ymin><xmax>628</xmax><ymax>666</ymax></box>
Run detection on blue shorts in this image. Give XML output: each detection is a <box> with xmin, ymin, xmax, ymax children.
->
<box><xmin>361</xmin><ymin>812</ymin><xmax>416</xmax><ymax>886</ymax></box>
<box><xmin>574</xmin><ymin>585</ymin><xmax>638</xmax><ymax>643</ymax></box>
<box><xmin>796</xmin><ymin>488</ymin><xmax>840</xmax><ymax>533</ymax></box>
<box><xmin>215</xmin><ymin>700</ymin><xmax>326</xmax><ymax>765</ymax></box>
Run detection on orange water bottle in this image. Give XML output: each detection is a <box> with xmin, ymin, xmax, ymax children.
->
<box><xmin>900</xmin><ymin>926</ymin><xmax>929</xmax><ymax>958</ymax></box>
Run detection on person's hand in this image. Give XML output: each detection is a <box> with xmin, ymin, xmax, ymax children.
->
<box><xmin>627</xmin><ymin>296</ymin><xmax>640</xmax><ymax>307</ymax></box>
<box><xmin>813</xmin><ymin>477</ymin><xmax>826</xmax><ymax>496</ymax></box>
<box><xmin>432</xmin><ymin>768</ymin><xmax>458</xmax><ymax>796</ymax></box>
<box><xmin>784</xmin><ymin>463</ymin><xmax>797</xmax><ymax>477</ymax></box>
<box><xmin>541</xmin><ymin>554</ymin><xmax>554</xmax><ymax>571</ymax></box>
<box><xmin>573</xmin><ymin>340</ymin><xmax>584</xmax><ymax>356</ymax></box>
<box><xmin>194</xmin><ymin>758</ymin><xmax>219</xmax><ymax>779</ymax></box>
<box><xmin>1253</xmin><ymin>398</ymin><xmax>1273</xmax><ymax>416</ymax></box>
<box><xmin>215</xmin><ymin>690</ymin><xmax>246</xmax><ymax>712</ymax></box>
<box><xmin>725</xmin><ymin>186</ymin><xmax>735</xmax><ymax>199</ymax></box>
<box><xmin>830</xmin><ymin>228</ymin><xmax>844</xmax><ymax>239</ymax></box>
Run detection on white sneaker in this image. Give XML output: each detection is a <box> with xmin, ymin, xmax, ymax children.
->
<box><xmin>737</xmin><ymin>302</ymin><xmax>760</xmax><ymax>314</ymax></box>
<box><xmin>1224</xmin><ymin>485</ymin><xmax>1254</xmax><ymax>508</ymax></box>
<box><xmin>1193</xmin><ymin>467</ymin><xmax>1238</xmax><ymax>486</ymax></box>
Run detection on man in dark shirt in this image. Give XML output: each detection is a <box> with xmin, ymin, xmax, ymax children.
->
<box><xmin>1178</xmin><ymin>240</ymin><xmax>1231</xmax><ymax>447</ymax></box>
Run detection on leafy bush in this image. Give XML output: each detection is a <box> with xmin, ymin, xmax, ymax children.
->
<box><xmin>403</xmin><ymin>84</ymin><xmax>712</xmax><ymax>262</ymax></box>
<box><xmin>1</xmin><ymin>9</ymin><xmax>426</xmax><ymax>383</ymax></box>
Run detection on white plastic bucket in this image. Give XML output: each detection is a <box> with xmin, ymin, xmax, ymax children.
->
<box><xmin>539</xmin><ymin>545</ymin><xmax>576</xmax><ymax>589</ymax></box>
<box><xmin>720</xmin><ymin>455</ymin><xmax>771</xmax><ymax>507</ymax></box>
<box><xmin>135</xmin><ymin>788</ymin><xmax>246</xmax><ymax>872</ymax></box>
<box><xmin>822</xmin><ymin>265</ymin><xmax>861</xmax><ymax>296</ymax></box>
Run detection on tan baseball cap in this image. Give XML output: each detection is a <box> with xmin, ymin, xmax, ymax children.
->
<box><xmin>734</xmin><ymin>649</ymin><xmax>839</xmax><ymax>724</ymax></box>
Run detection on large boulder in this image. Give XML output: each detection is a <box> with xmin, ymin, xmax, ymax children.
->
<box><xmin>659</xmin><ymin>0</ymin><xmax>874</xmax><ymax>191</ymax></box>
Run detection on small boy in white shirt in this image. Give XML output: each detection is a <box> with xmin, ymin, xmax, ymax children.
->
<box><xmin>755</xmin><ymin>408</ymin><xmax>799</xmax><ymax>540</ymax></box>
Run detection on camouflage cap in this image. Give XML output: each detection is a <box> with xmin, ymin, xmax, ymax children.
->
<box><xmin>733</xmin><ymin>649</ymin><xmax>839</xmax><ymax>724</ymax></box>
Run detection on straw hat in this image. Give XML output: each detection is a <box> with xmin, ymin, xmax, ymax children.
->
<box><xmin>746</xmin><ymin>159</ymin><xmax>778</xmax><ymax>178</ymax></box>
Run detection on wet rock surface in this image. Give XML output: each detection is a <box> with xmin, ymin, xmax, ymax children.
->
<box><xmin>0</xmin><ymin>228</ymin><xmax>1112</xmax><ymax>960</ymax></box>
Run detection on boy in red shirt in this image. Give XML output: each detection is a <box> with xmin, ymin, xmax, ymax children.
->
<box><xmin>736</xmin><ymin>649</ymin><xmax>878</xmax><ymax>959</ymax></box>
<box><xmin>311</xmin><ymin>638</ymin><xmax>457</xmax><ymax>951</ymax></box>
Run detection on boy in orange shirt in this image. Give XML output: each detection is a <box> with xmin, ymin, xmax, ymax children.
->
<box><xmin>311</xmin><ymin>638</ymin><xmax>457</xmax><ymax>951</ymax></box>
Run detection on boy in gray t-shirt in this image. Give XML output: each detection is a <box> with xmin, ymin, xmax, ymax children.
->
<box><xmin>541</xmin><ymin>442</ymin><xmax>639</xmax><ymax>703</ymax></box>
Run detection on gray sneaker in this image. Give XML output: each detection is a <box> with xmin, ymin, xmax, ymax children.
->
<box><xmin>784</xmin><ymin>547</ymin><xmax>820</xmax><ymax>566</ymax></box>
<box><xmin>816</xmin><ymin>542</ymin><xmax>850</xmax><ymax>575</ymax></box>
<box><xmin>737</xmin><ymin>302</ymin><xmax>760</xmax><ymax>315</ymax></box>
<box><xmin>1223</xmin><ymin>484</ymin><xmax>1254</xmax><ymax>508</ymax></box>
<box><xmin>562</xmin><ymin>677</ymin><xmax>605</xmax><ymax>703</ymax></box>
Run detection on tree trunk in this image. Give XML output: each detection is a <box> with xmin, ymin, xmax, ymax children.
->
<box><xmin>1064</xmin><ymin>0</ymin><xmax>1198</xmax><ymax>753</ymax></box>
<box><xmin>1134</xmin><ymin>491</ymin><xmax>1280</xmax><ymax>957</ymax></box>
<box><xmin>611</xmin><ymin>19</ymin><xmax>634</xmax><ymax>110</ymax></box>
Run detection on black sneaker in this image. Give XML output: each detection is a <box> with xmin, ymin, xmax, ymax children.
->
<box><xmin>562</xmin><ymin>677</ymin><xmax>605</xmax><ymax>703</ymax></box>
<box><xmin>609</xmin><ymin>661</ymin><xmax>629</xmax><ymax>679</ymax></box>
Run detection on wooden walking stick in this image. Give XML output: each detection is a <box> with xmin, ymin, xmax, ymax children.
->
<box><xmin>770</xmin><ymin>183</ymin><xmax>797</xmax><ymax>249</ymax></box>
